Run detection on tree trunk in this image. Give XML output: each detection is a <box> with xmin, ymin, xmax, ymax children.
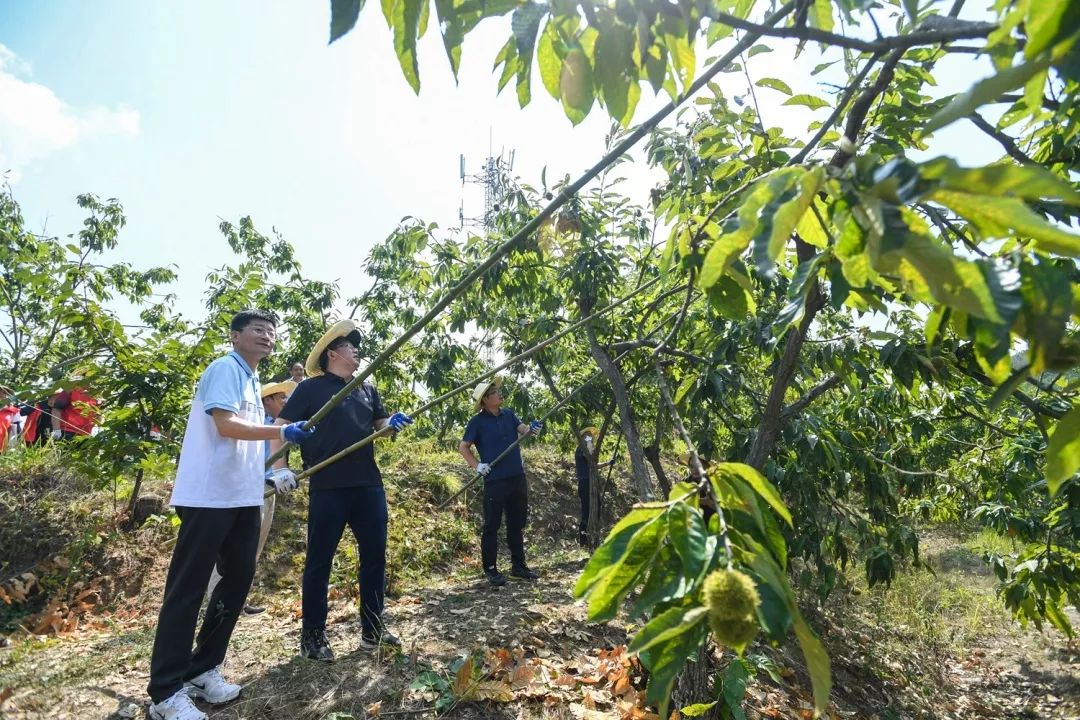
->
<box><xmin>645</xmin><ymin>407</ymin><xmax>672</xmax><ymax>497</ymax></box>
<box><xmin>535</xmin><ymin>354</ymin><xmax>566</xmax><ymax>404</ymax></box>
<box><xmin>586</xmin><ymin>323</ymin><xmax>654</xmax><ymax>500</ymax></box>
<box><xmin>643</xmin><ymin>444</ymin><xmax>671</xmax><ymax>498</ymax></box>
<box><xmin>672</xmin><ymin>647</ymin><xmax>716</xmax><ymax>717</ymax></box>
<box><xmin>587</xmin><ymin>416</ymin><xmax>615</xmax><ymax>547</ymax></box>
<box><xmin>745</xmin><ymin>248</ymin><xmax>824</xmax><ymax>470</ymax></box>
<box><xmin>125</xmin><ymin>468</ymin><xmax>145</xmax><ymax>527</ymax></box>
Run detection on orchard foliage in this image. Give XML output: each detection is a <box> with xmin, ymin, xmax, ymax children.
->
<box><xmin>327</xmin><ymin>0</ymin><xmax>1079</xmax><ymax>714</ymax></box>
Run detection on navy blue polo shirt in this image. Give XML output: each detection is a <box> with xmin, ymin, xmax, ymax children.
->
<box><xmin>575</xmin><ymin>445</ymin><xmax>589</xmax><ymax>482</ymax></box>
<box><xmin>462</xmin><ymin>408</ymin><xmax>524</xmax><ymax>482</ymax></box>
<box><xmin>279</xmin><ymin>373</ymin><xmax>389</xmax><ymax>490</ymax></box>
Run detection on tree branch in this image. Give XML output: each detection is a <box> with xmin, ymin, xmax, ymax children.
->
<box><xmin>968</xmin><ymin>112</ymin><xmax>1036</xmax><ymax>165</ymax></box>
<box><xmin>709</xmin><ymin>11</ymin><xmax>995</xmax><ymax>54</ymax></box>
<box><xmin>791</xmin><ymin>52</ymin><xmax>883</xmax><ymax>164</ymax></box>
<box><xmin>780</xmin><ymin>374</ymin><xmax>841</xmax><ymax>420</ymax></box>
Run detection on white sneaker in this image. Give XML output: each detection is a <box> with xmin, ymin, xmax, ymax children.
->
<box><xmin>185</xmin><ymin>666</ymin><xmax>241</xmax><ymax>704</ymax></box>
<box><xmin>148</xmin><ymin>689</ymin><xmax>207</xmax><ymax>720</ymax></box>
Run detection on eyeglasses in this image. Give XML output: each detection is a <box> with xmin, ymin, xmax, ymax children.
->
<box><xmin>245</xmin><ymin>325</ymin><xmax>277</xmax><ymax>338</ymax></box>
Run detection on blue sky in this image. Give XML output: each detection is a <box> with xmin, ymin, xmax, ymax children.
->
<box><xmin>0</xmin><ymin>1</ymin><xmax>1002</xmax><ymax>323</ymax></box>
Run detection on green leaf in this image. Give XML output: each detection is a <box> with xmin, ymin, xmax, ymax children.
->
<box><xmin>575</xmin><ymin>505</ymin><xmax>666</xmax><ymax>596</ymax></box>
<box><xmin>706</xmin><ymin>273</ymin><xmax>755</xmax><ymax>320</ymax></box>
<box><xmin>755</xmin><ymin>77</ymin><xmax>793</xmax><ymax>95</ymax></box>
<box><xmin>669</xmin><ymin>501</ymin><xmax>707</xmax><ymax>579</ymax></box>
<box><xmin>639</xmin><ymin>620</ymin><xmax>708</xmax><ymax>720</ymax></box>
<box><xmin>560</xmin><ymin>48</ymin><xmax>595</xmax><ymax>125</ymax></box>
<box><xmin>1019</xmin><ymin>261</ymin><xmax>1072</xmax><ymax>375</ymax></box>
<box><xmin>920</xmin><ymin>158</ymin><xmax>1080</xmax><ymax>207</ymax></box>
<box><xmin>329</xmin><ymin>0</ymin><xmax>364</xmax><ymax>43</ymax></box>
<box><xmin>596</xmin><ymin>24</ymin><xmax>637</xmax><ymax>125</ymax></box>
<box><xmin>924</xmin><ymin>55</ymin><xmax>1052</xmax><ymax>134</ymax></box>
<box><xmin>720</xmin><ymin>659</ymin><xmax>750</xmax><ymax>720</ymax></box>
<box><xmin>664</xmin><ymin>31</ymin><xmax>696</xmax><ymax>91</ymax></box>
<box><xmin>1025</xmin><ymin>0</ymin><xmax>1080</xmax><ymax>59</ymax></box>
<box><xmin>747</xmin><ymin>44</ymin><xmax>772</xmax><ymax>57</ymax></box>
<box><xmin>511</xmin><ymin>1</ymin><xmax>545</xmax><ymax>107</ymax></box>
<box><xmin>681</xmin><ymin>701</ymin><xmax>720</xmax><ymax>718</ymax></box>
<box><xmin>711</xmin><ymin>462</ymin><xmax>793</xmax><ymax>527</ymax></box>
<box><xmin>783</xmin><ymin>94</ymin><xmax>830</xmax><ymax>110</ymax></box>
<box><xmin>795</xmin><ymin>199</ymin><xmax>829</xmax><ymax>248</ymax></box>
<box><xmin>764</xmin><ymin>165</ymin><xmax>824</xmax><ymax>265</ymax></box>
<box><xmin>749</xmin><ymin>553</ymin><xmax>831</xmax><ymax>713</ymax></box>
<box><xmin>1046</xmin><ymin>404</ymin><xmax>1080</xmax><ymax>497</ymax></box>
<box><xmin>902</xmin><ymin>0</ymin><xmax>919</xmax><ymax>26</ymax></box>
<box><xmin>631</xmin><ymin>544</ymin><xmax>696</xmax><ymax>616</ymax></box>
<box><xmin>930</xmin><ymin>190</ymin><xmax>1080</xmax><ymax>258</ymax></box>
<box><xmin>772</xmin><ymin>252</ymin><xmax>827</xmax><ymax>335</ymax></box>
<box><xmin>808</xmin><ymin>0</ymin><xmax>834</xmax><ymax>33</ymax></box>
<box><xmin>537</xmin><ymin>22</ymin><xmax>562</xmax><ymax>99</ymax></box>
<box><xmin>699</xmin><ymin>167</ymin><xmax>806</xmax><ymax>288</ymax></box>
<box><xmin>392</xmin><ymin>0</ymin><xmax>424</xmax><ymax>92</ymax></box>
<box><xmin>628</xmin><ymin>606</ymin><xmax>708</xmax><ymax>655</ymax></box>
<box><xmin>584</xmin><ymin>512</ymin><xmax>669</xmax><ymax>620</ymax></box>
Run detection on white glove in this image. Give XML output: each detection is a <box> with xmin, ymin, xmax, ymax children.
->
<box><xmin>267</xmin><ymin>468</ymin><xmax>298</xmax><ymax>494</ymax></box>
<box><xmin>475</xmin><ymin>463</ymin><xmax>491</xmax><ymax>476</ymax></box>
<box><xmin>51</xmin><ymin>429</ymin><xmax>62</xmax><ymax>440</ymax></box>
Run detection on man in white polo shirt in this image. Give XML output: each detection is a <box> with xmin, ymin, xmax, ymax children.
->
<box><xmin>147</xmin><ymin>310</ymin><xmax>313</xmax><ymax>720</ymax></box>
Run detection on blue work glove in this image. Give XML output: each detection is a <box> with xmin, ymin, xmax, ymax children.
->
<box><xmin>528</xmin><ymin>420</ymin><xmax>543</xmax><ymax>434</ymax></box>
<box><xmin>280</xmin><ymin>421</ymin><xmax>314</xmax><ymax>444</ymax></box>
<box><xmin>387</xmin><ymin>411</ymin><xmax>413</xmax><ymax>432</ymax></box>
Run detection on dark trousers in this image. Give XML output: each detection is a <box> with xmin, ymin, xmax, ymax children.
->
<box><xmin>148</xmin><ymin>505</ymin><xmax>260</xmax><ymax>703</ymax></box>
<box><xmin>481</xmin><ymin>474</ymin><xmax>528</xmax><ymax>571</ymax></box>
<box><xmin>577</xmin><ymin>475</ymin><xmax>590</xmax><ymax>533</ymax></box>
<box><xmin>303</xmin><ymin>485</ymin><xmax>388</xmax><ymax>635</ymax></box>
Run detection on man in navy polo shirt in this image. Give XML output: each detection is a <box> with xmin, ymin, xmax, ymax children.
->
<box><xmin>459</xmin><ymin>378</ymin><xmax>542</xmax><ymax>587</ymax></box>
<box><xmin>274</xmin><ymin>319</ymin><xmax>412</xmax><ymax>661</ymax></box>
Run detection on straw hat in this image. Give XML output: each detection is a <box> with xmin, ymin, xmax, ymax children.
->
<box><xmin>305</xmin><ymin>319</ymin><xmax>364</xmax><ymax>377</ymax></box>
<box><xmin>260</xmin><ymin>380</ymin><xmax>296</xmax><ymax>399</ymax></box>
<box><xmin>579</xmin><ymin>426</ymin><xmax>599</xmax><ymax>441</ymax></box>
<box><xmin>471</xmin><ymin>376</ymin><xmax>504</xmax><ymax>411</ymax></box>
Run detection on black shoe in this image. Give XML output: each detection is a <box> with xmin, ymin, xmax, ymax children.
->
<box><xmin>510</xmin><ymin>564</ymin><xmax>540</xmax><ymax>580</ymax></box>
<box><xmin>300</xmin><ymin>627</ymin><xmax>335</xmax><ymax>662</ymax></box>
<box><xmin>242</xmin><ymin>603</ymin><xmax>265</xmax><ymax>615</ymax></box>
<box><xmin>360</xmin><ymin>627</ymin><xmax>401</xmax><ymax>650</ymax></box>
<box><xmin>485</xmin><ymin>568</ymin><xmax>507</xmax><ymax>587</ymax></box>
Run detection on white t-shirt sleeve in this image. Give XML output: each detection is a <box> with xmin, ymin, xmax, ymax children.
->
<box><xmin>199</xmin><ymin>360</ymin><xmax>244</xmax><ymax>415</ymax></box>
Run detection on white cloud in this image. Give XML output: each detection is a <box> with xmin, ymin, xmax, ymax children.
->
<box><xmin>0</xmin><ymin>43</ymin><xmax>138</xmax><ymax>182</ymax></box>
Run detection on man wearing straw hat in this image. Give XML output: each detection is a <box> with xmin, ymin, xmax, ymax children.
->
<box><xmin>575</xmin><ymin>427</ymin><xmax>599</xmax><ymax>546</ymax></box>
<box><xmin>459</xmin><ymin>377</ymin><xmax>542</xmax><ymax>587</ymax></box>
<box><xmin>204</xmin><ymin>379</ymin><xmax>296</xmax><ymax>616</ymax></box>
<box><xmin>275</xmin><ymin>319</ymin><xmax>413</xmax><ymax>662</ymax></box>
<box><xmin>148</xmin><ymin>310</ymin><xmax>313</xmax><ymax>720</ymax></box>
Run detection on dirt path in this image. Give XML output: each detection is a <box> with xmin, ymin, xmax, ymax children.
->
<box><xmin>2</xmin><ymin>503</ymin><xmax>1077</xmax><ymax>719</ymax></box>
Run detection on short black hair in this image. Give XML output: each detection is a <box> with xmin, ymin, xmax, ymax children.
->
<box><xmin>230</xmin><ymin>309</ymin><xmax>279</xmax><ymax>333</ymax></box>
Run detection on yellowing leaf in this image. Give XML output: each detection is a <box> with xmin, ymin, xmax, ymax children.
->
<box><xmin>931</xmin><ymin>190</ymin><xmax>1080</xmax><ymax>258</ymax></box>
<box><xmin>560</xmin><ymin>49</ymin><xmax>595</xmax><ymax>125</ymax></box>
<box><xmin>1047</xmin><ymin>404</ymin><xmax>1080</xmax><ymax>497</ymax></box>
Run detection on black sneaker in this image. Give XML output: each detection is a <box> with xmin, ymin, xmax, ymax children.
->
<box><xmin>510</xmin><ymin>564</ymin><xmax>540</xmax><ymax>580</ymax></box>
<box><xmin>485</xmin><ymin>568</ymin><xmax>507</xmax><ymax>587</ymax></box>
<box><xmin>360</xmin><ymin>628</ymin><xmax>401</xmax><ymax>650</ymax></box>
<box><xmin>300</xmin><ymin>627</ymin><xmax>334</xmax><ymax>662</ymax></box>
<box><xmin>242</xmin><ymin>603</ymin><xmax>265</xmax><ymax>615</ymax></box>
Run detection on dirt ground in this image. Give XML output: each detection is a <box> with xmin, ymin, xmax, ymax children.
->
<box><xmin>1</xmin><ymin>454</ymin><xmax>1077</xmax><ymax>719</ymax></box>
